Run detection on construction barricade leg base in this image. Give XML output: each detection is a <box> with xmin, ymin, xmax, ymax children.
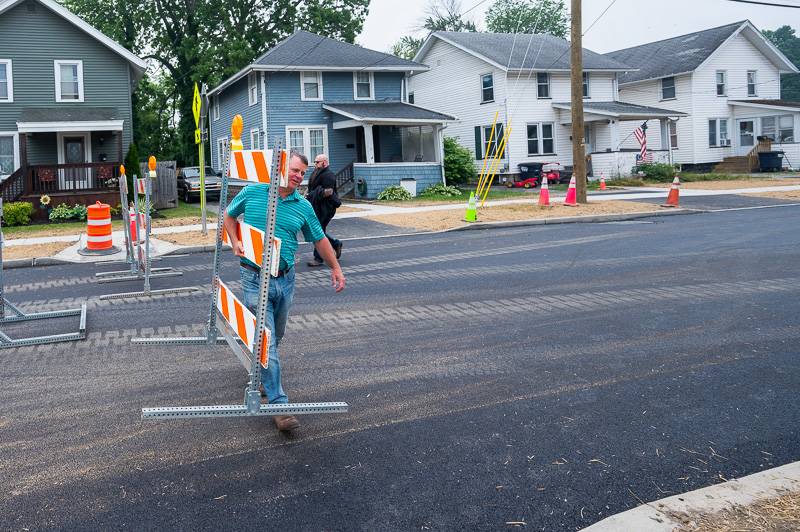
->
<box><xmin>0</xmin><ymin>302</ymin><xmax>87</xmax><ymax>348</ymax></box>
<box><xmin>98</xmin><ymin>286</ymin><xmax>200</xmax><ymax>300</ymax></box>
<box><xmin>142</xmin><ymin>402</ymin><xmax>349</xmax><ymax>420</ymax></box>
<box><xmin>131</xmin><ymin>335</ymin><xmax>227</xmax><ymax>346</ymax></box>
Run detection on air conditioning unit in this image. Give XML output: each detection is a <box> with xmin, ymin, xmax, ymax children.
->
<box><xmin>721</xmin><ymin>139</ymin><xmax>731</xmax><ymax>147</ymax></box>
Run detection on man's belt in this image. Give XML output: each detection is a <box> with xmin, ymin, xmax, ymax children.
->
<box><xmin>240</xmin><ymin>261</ymin><xmax>293</xmax><ymax>278</ymax></box>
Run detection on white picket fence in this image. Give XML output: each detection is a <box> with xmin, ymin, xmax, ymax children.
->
<box><xmin>590</xmin><ymin>150</ymin><xmax>671</xmax><ymax>179</ymax></box>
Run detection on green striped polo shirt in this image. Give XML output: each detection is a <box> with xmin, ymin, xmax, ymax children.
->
<box><xmin>226</xmin><ymin>184</ymin><xmax>325</xmax><ymax>270</ymax></box>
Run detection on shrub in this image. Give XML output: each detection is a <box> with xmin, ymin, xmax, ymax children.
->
<box><xmin>48</xmin><ymin>203</ymin><xmax>88</xmax><ymax>222</ymax></box>
<box><xmin>124</xmin><ymin>143</ymin><xmax>140</xmax><ymax>193</ymax></box>
<box><xmin>419</xmin><ymin>183</ymin><xmax>463</xmax><ymax>197</ymax></box>
<box><xmin>377</xmin><ymin>185</ymin><xmax>412</xmax><ymax>201</ymax></box>
<box><xmin>443</xmin><ymin>137</ymin><xmax>475</xmax><ymax>186</ymax></box>
<box><xmin>71</xmin><ymin>203</ymin><xmax>88</xmax><ymax>221</ymax></box>
<box><xmin>2</xmin><ymin>202</ymin><xmax>34</xmax><ymax>226</ymax></box>
<box><xmin>634</xmin><ymin>162</ymin><xmax>679</xmax><ymax>182</ymax></box>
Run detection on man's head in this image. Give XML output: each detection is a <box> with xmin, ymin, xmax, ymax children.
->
<box><xmin>285</xmin><ymin>151</ymin><xmax>308</xmax><ymax>191</ymax></box>
<box><xmin>313</xmin><ymin>154</ymin><xmax>330</xmax><ymax>170</ymax></box>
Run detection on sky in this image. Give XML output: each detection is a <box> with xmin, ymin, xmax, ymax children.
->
<box><xmin>357</xmin><ymin>0</ymin><xmax>799</xmax><ymax>54</ymax></box>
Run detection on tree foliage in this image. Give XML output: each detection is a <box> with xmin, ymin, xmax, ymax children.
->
<box><xmin>391</xmin><ymin>0</ymin><xmax>477</xmax><ymax>61</ymax></box>
<box><xmin>65</xmin><ymin>0</ymin><xmax>371</xmax><ymax>165</ymax></box>
<box><xmin>763</xmin><ymin>26</ymin><xmax>800</xmax><ymax>101</ymax></box>
<box><xmin>485</xmin><ymin>0</ymin><xmax>569</xmax><ymax>38</ymax></box>
<box><xmin>443</xmin><ymin>136</ymin><xmax>475</xmax><ymax>186</ymax></box>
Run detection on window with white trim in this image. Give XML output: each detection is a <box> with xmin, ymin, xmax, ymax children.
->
<box><xmin>582</xmin><ymin>72</ymin><xmax>589</xmax><ymax>98</ymax></box>
<box><xmin>747</xmin><ymin>71</ymin><xmax>757</xmax><ymax>97</ymax></box>
<box><xmin>0</xmin><ymin>60</ymin><xmax>13</xmax><ymax>102</ymax></box>
<box><xmin>248</xmin><ymin>72</ymin><xmax>258</xmax><ymax>106</ymax></box>
<box><xmin>54</xmin><ymin>60</ymin><xmax>83</xmax><ymax>102</ymax></box>
<box><xmin>779</xmin><ymin>115</ymin><xmax>794</xmax><ymax>142</ymax></box>
<box><xmin>475</xmin><ymin>124</ymin><xmax>504</xmax><ymax>159</ymax></box>
<box><xmin>536</xmin><ymin>73</ymin><xmax>550</xmax><ymax>99</ymax></box>
<box><xmin>708</xmin><ymin>119</ymin><xmax>729</xmax><ymax>147</ymax></box>
<box><xmin>286</xmin><ymin>126</ymin><xmax>328</xmax><ymax>162</ymax></box>
<box><xmin>480</xmin><ymin>73</ymin><xmax>494</xmax><ymax>103</ymax></box>
<box><xmin>526</xmin><ymin>122</ymin><xmax>555</xmax><ymax>155</ymax></box>
<box><xmin>661</xmin><ymin>77</ymin><xmax>676</xmax><ymax>100</ymax></box>
<box><xmin>0</xmin><ymin>133</ymin><xmax>16</xmax><ymax>175</ymax></box>
<box><xmin>213</xmin><ymin>96</ymin><xmax>220</xmax><ymax>121</ymax></box>
<box><xmin>716</xmin><ymin>70</ymin><xmax>726</xmax><ymax>96</ymax></box>
<box><xmin>300</xmin><ymin>71</ymin><xmax>322</xmax><ymax>101</ymax></box>
<box><xmin>250</xmin><ymin>128</ymin><xmax>260</xmax><ymax>150</ymax></box>
<box><xmin>669</xmin><ymin>121</ymin><xmax>678</xmax><ymax>149</ymax></box>
<box><xmin>408</xmin><ymin>92</ymin><xmax>415</xmax><ymax>104</ymax></box>
<box><xmin>761</xmin><ymin>116</ymin><xmax>776</xmax><ymax>141</ymax></box>
<box><xmin>354</xmin><ymin>71</ymin><xmax>374</xmax><ymax>100</ymax></box>
<box><xmin>216</xmin><ymin>137</ymin><xmax>228</xmax><ymax>172</ymax></box>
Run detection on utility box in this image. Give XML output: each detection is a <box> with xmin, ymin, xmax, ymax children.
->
<box><xmin>400</xmin><ymin>178</ymin><xmax>417</xmax><ymax>197</ymax></box>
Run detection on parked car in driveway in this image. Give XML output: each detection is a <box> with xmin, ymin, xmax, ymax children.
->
<box><xmin>177</xmin><ymin>167</ymin><xmax>222</xmax><ymax>203</ymax></box>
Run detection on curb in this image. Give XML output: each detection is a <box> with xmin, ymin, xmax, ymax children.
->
<box><xmin>582</xmin><ymin>461</ymin><xmax>800</xmax><ymax>531</ymax></box>
<box><xmin>447</xmin><ymin>208</ymin><xmax>702</xmax><ymax>232</ymax></box>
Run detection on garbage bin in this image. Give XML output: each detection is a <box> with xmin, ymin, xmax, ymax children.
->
<box><xmin>400</xmin><ymin>178</ymin><xmax>417</xmax><ymax>197</ymax></box>
<box><xmin>758</xmin><ymin>151</ymin><xmax>784</xmax><ymax>172</ymax></box>
<box><xmin>518</xmin><ymin>162</ymin><xmax>544</xmax><ymax>180</ymax></box>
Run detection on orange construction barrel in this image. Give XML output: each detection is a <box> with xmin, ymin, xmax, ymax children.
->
<box><xmin>86</xmin><ymin>201</ymin><xmax>113</xmax><ymax>250</ymax></box>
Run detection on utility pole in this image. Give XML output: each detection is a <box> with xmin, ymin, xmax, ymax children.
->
<box><xmin>570</xmin><ymin>0</ymin><xmax>587</xmax><ymax>203</ymax></box>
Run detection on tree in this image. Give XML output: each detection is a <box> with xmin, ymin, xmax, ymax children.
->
<box><xmin>486</xmin><ymin>0</ymin><xmax>569</xmax><ymax>38</ymax></box>
<box><xmin>763</xmin><ymin>26</ymin><xmax>800</xmax><ymax>101</ymax></box>
<box><xmin>391</xmin><ymin>0</ymin><xmax>477</xmax><ymax>62</ymax></box>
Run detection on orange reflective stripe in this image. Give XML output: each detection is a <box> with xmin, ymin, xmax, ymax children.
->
<box><xmin>250</xmin><ymin>226</ymin><xmax>264</xmax><ymax>266</ymax></box>
<box><xmin>234</xmin><ymin>151</ymin><xmax>247</xmax><ymax>180</ymax></box>
<box><xmin>218</xmin><ymin>283</ymin><xmax>231</xmax><ymax>323</ymax></box>
<box><xmin>252</xmin><ymin>150</ymin><xmax>270</xmax><ymax>183</ymax></box>
<box><xmin>233</xmin><ymin>300</ymin><xmax>248</xmax><ymax>345</ymax></box>
<box><xmin>259</xmin><ymin>330</ymin><xmax>268</xmax><ymax>368</ymax></box>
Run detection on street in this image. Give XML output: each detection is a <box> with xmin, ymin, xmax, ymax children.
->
<box><xmin>1</xmin><ymin>204</ymin><xmax>799</xmax><ymax>530</ymax></box>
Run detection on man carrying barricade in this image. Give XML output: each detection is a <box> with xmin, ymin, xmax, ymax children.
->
<box><xmin>224</xmin><ymin>150</ymin><xmax>346</xmax><ymax>432</ymax></box>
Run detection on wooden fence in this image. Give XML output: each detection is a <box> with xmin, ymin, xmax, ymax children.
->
<box><xmin>138</xmin><ymin>160</ymin><xmax>178</xmax><ymax>209</ymax></box>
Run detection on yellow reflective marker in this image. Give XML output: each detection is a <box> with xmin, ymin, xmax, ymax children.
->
<box><xmin>192</xmin><ymin>83</ymin><xmax>202</xmax><ymax>127</ymax></box>
<box><xmin>195</xmin><ymin>128</ymin><xmax>201</xmax><ymax>145</ymax></box>
<box><xmin>231</xmin><ymin>115</ymin><xmax>244</xmax><ymax>151</ymax></box>
<box><xmin>119</xmin><ymin>164</ymin><xmax>126</xmax><ymax>176</ymax></box>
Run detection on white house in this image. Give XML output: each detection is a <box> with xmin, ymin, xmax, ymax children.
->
<box><xmin>410</xmin><ymin>31</ymin><xmax>687</xmax><ymax>179</ymax></box>
<box><xmin>606</xmin><ymin>21</ymin><xmax>800</xmax><ymax>171</ymax></box>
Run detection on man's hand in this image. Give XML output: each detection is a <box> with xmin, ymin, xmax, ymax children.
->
<box><xmin>234</xmin><ymin>240</ymin><xmax>245</xmax><ymax>257</ymax></box>
<box><xmin>323</xmin><ymin>187</ymin><xmax>334</xmax><ymax>198</ymax></box>
<box><xmin>331</xmin><ymin>268</ymin><xmax>346</xmax><ymax>293</ymax></box>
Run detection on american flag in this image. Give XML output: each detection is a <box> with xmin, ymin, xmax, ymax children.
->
<box><xmin>634</xmin><ymin>123</ymin><xmax>649</xmax><ymax>162</ymax></box>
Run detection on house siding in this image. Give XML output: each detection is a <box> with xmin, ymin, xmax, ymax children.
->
<box><xmin>0</xmin><ymin>1</ymin><xmax>135</xmax><ymax>167</ymax></box>
<box><xmin>353</xmin><ymin>163</ymin><xmax>442</xmax><ymax>199</ymax></box>
<box><xmin>410</xmin><ymin>39</ymin><xmax>507</xmax><ymax>173</ymax></box>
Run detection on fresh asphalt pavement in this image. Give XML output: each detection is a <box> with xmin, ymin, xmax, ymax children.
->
<box><xmin>2</xmin><ymin>203</ymin><xmax>800</xmax><ymax>530</ymax></box>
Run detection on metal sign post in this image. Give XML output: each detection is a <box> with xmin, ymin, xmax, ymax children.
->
<box><xmin>195</xmin><ymin>82</ymin><xmax>209</xmax><ymax>236</ymax></box>
<box><xmin>141</xmin><ymin>115</ymin><xmax>347</xmax><ymax>420</ymax></box>
<box><xmin>0</xmin><ymin>199</ymin><xmax>87</xmax><ymax>348</ymax></box>
<box><xmin>95</xmin><ymin>159</ymin><xmax>199</xmax><ymax>300</ymax></box>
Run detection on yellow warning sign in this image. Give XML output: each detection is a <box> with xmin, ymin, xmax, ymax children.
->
<box><xmin>192</xmin><ymin>83</ymin><xmax>201</xmax><ymax>127</ymax></box>
<box><xmin>195</xmin><ymin>128</ymin><xmax>201</xmax><ymax>145</ymax></box>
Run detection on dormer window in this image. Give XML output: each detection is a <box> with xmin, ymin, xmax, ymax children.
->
<box><xmin>54</xmin><ymin>60</ymin><xmax>83</xmax><ymax>102</ymax></box>
<box><xmin>716</xmin><ymin>70</ymin><xmax>727</xmax><ymax>96</ymax></box>
<box><xmin>301</xmin><ymin>71</ymin><xmax>323</xmax><ymax>101</ymax></box>
<box><xmin>354</xmin><ymin>71</ymin><xmax>374</xmax><ymax>100</ymax></box>
<box><xmin>661</xmin><ymin>76</ymin><xmax>676</xmax><ymax>100</ymax></box>
<box><xmin>0</xmin><ymin>60</ymin><xmax>13</xmax><ymax>102</ymax></box>
<box><xmin>481</xmin><ymin>73</ymin><xmax>493</xmax><ymax>103</ymax></box>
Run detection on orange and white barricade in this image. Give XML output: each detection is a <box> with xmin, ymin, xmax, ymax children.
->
<box><xmin>222</xmin><ymin>221</ymin><xmax>281</xmax><ymax>277</ymax></box>
<box><xmin>229</xmin><ymin>149</ymin><xmax>289</xmax><ymax>187</ymax></box>
<box><xmin>217</xmin><ymin>280</ymin><xmax>270</xmax><ymax>368</ymax></box>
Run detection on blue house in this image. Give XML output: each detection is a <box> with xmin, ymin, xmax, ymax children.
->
<box><xmin>207</xmin><ymin>31</ymin><xmax>455</xmax><ymax>199</ymax></box>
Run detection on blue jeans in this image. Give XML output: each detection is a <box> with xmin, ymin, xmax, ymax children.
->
<box><xmin>240</xmin><ymin>266</ymin><xmax>295</xmax><ymax>404</ymax></box>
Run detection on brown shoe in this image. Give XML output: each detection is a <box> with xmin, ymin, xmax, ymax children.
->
<box><xmin>306</xmin><ymin>259</ymin><xmax>323</xmax><ymax>267</ymax></box>
<box><xmin>274</xmin><ymin>415</ymin><xmax>300</xmax><ymax>432</ymax></box>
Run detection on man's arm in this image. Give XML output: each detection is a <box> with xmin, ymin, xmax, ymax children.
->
<box><xmin>314</xmin><ymin>238</ymin><xmax>345</xmax><ymax>292</ymax></box>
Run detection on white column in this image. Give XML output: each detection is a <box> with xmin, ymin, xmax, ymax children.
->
<box><xmin>363</xmin><ymin>124</ymin><xmax>375</xmax><ymax>164</ymax></box>
<box><xmin>660</xmin><ymin>118</ymin><xmax>669</xmax><ymax>151</ymax></box>
<box><xmin>260</xmin><ymin>72</ymin><xmax>268</xmax><ymax>148</ymax></box>
<box><xmin>609</xmin><ymin>119</ymin><xmax>621</xmax><ymax>152</ymax></box>
<box><xmin>437</xmin><ymin>125</ymin><xmax>446</xmax><ymax>184</ymax></box>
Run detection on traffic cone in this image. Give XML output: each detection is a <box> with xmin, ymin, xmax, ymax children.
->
<box><xmin>538</xmin><ymin>176</ymin><xmax>551</xmax><ymax>207</ymax></box>
<box><xmin>599</xmin><ymin>173</ymin><xmax>607</xmax><ymax>190</ymax></box>
<box><xmin>563</xmin><ymin>175</ymin><xmax>578</xmax><ymax>207</ymax></box>
<box><xmin>464</xmin><ymin>192</ymin><xmax>477</xmax><ymax>222</ymax></box>
<box><xmin>661</xmin><ymin>176</ymin><xmax>681</xmax><ymax>208</ymax></box>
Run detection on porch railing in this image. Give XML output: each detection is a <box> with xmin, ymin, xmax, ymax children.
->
<box><xmin>0</xmin><ymin>167</ymin><xmax>27</xmax><ymax>202</ymax></box>
<box><xmin>335</xmin><ymin>160</ymin><xmax>356</xmax><ymax>198</ymax></box>
<box><xmin>28</xmin><ymin>162</ymin><xmax>122</xmax><ymax>194</ymax></box>
<box><xmin>746</xmin><ymin>138</ymin><xmax>773</xmax><ymax>172</ymax></box>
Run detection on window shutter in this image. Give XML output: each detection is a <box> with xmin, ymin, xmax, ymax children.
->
<box><xmin>475</xmin><ymin>126</ymin><xmax>483</xmax><ymax>160</ymax></box>
<box><xmin>496</xmin><ymin>123</ymin><xmax>505</xmax><ymax>157</ymax></box>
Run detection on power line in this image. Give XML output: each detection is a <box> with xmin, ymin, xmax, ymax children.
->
<box><xmin>725</xmin><ymin>0</ymin><xmax>800</xmax><ymax>7</ymax></box>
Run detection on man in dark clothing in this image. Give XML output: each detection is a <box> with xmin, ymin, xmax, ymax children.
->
<box><xmin>306</xmin><ymin>154</ymin><xmax>343</xmax><ymax>266</ymax></box>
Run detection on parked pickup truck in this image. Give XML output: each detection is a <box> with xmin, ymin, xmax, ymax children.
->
<box><xmin>177</xmin><ymin>166</ymin><xmax>222</xmax><ymax>203</ymax></box>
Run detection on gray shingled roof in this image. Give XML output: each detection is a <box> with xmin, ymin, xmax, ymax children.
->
<box><xmin>432</xmin><ymin>31</ymin><xmax>632</xmax><ymax>71</ymax></box>
<box><xmin>605</xmin><ymin>21</ymin><xmax>744</xmax><ymax>84</ymax></box>
<box><xmin>255</xmin><ymin>30</ymin><xmax>425</xmax><ymax>70</ymax></box>
<box><xmin>553</xmin><ymin>101</ymin><xmax>687</xmax><ymax>118</ymax></box>
<box><xmin>730</xmin><ymin>99</ymin><xmax>800</xmax><ymax>109</ymax></box>
<box><xmin>19</xmin><ymin>107</ymin><xmax>121</xmax><ymax>122</ymax></box>
<box><xmin>323</xmin><ymin>102</ymin><xmax>455</xmax><ymax>122</ymax></box>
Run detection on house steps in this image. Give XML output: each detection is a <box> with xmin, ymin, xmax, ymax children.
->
<box><xmin>713</xmin><ymin>156</ymin><xmax>751</xmax><ymax>174</ymax></box>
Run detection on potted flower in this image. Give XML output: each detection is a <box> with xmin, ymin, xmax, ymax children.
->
<box><xmin>39</xmin><ymin>194</ymin><xmax>51</xmax><ymax>218</ymax></box>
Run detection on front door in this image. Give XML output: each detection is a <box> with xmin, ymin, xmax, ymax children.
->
<box><xmin>61</xmin><ymin>135</ymin><xmax>89</xmax><ymax>189</ymax></box>
<box><xmin>737</xmin><ymin>119</ymin><xmax>755</xmax><ymax>156</ymax></box>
